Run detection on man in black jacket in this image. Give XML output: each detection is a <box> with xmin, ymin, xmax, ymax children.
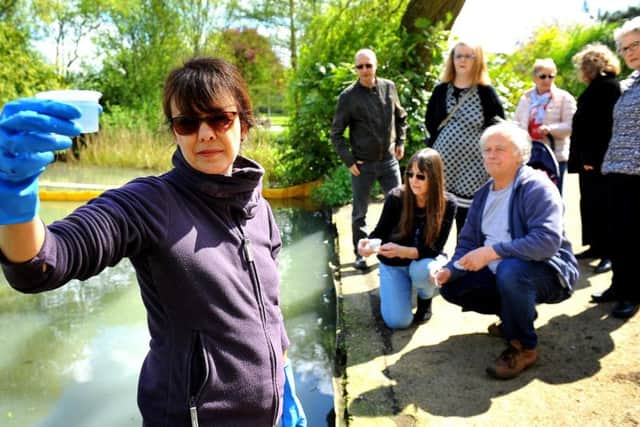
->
<box><xmin>331</xmin><ymin>48</ymin><xmax>408</xmax><ymax>270</ymax></box>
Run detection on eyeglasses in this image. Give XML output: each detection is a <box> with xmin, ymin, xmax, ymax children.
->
<box><xmin>406</xmin><ymin>172</ymin><xmax>426</xmax><ymax>181</ymax></box>
<box><xmin>619</xmin><ymin>40</ymin><xmax>640</xmax><ymax>55</ymax></box>
<box><xmin>537</xmin><ymin>74</ymin><xmax>555</xmax><ymax>80</ymax></box>
<box><xmin>454</xmin><ymin>54</ymin><xmax>476</xmax><ymax>61</ymax></box>
<box><xmin>170</xmin><ymin>111</ymin><xmax>238</xmax><ymax>135</ymax></box>
<box><xmin>355</xmin><ymin>63</ymin><xmax>373</xmax><ymax>69</ymax></box>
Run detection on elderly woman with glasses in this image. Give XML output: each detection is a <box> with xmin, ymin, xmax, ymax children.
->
<box><xmin>357</xmin><ymin>148</ymin><xmax>456</xmax><ymax>329</ymax></box>
<box><xmin>425</xmin><ymin>41</ymin><xmax>505</xmax><ymax>234</ymax></box>
<box><xmin>591</xmin><ymin>16</ymin><xmax>640</xmax><ymax>319</ymax></box>
<box><xmin>514</xmin><ymin>58</ymin><xmax>577</xmax><ymax>194</ymax></box>
<box><xmin>568</xmin><ymin>43</ymin><xmax>621</xmax><ymax>275</ymax></box>
<box><xmin>0</xmin><ymin>58</ymin><xmax>306</xmax><ymax>426</ymax></box>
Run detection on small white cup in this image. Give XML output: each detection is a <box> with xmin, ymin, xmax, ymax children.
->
<box><xmin>35</xmin><ymin>90</ymin><xmax>103</xmax><ymax>133</ymax></box>
<box><xmin>367</xmin><ymin>238</ymin><xmax>382</xmax><ymax>252</ymax></box>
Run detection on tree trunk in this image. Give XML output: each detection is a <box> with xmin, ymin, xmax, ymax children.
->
<box><xmin>401</xmin><ymin>0</ymin><xmax>465</xmax><ymax>71</ymax></box>
<box><xmin>288</xmin><ymin>0</ymin><xmax>297</xmax><ymax>70</ymax></box>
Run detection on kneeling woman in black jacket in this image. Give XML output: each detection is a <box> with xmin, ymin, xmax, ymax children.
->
<box><xmin>358</xmin><ymin>148</ymin><xmax>456</xmax><ymax>329</ymax></box>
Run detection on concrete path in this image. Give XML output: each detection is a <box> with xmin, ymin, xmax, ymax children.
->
<box><xmin>331</xmin><ymin>173</ymin><xmax>639</xmax><ymax>426</ymax></box>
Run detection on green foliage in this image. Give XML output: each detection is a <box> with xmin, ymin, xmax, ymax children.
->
<box><xmin>211</xmin><ymin>28</ymin><xmax>286</xmax><ymax>114</ymax></box>
<box><xmin>81</xmin><ymin>0</ymin><xmax>185</xmax><ymax>112</ymax></box>
<box><xmin>310</xmin><ymin>165</ymin><xmax>352</xmax><ymax>207</ymax></box>
<box><xmin>241</xmin><ymin>126</ymin><xmax>281</xmax><ymax>187</ymax></box>
<box><xmin>0</xmin><ymin>21</ymin><xmax>60</xmax><ymax>105</ymax></box>
<box><xmin>280</xmin><ymin>0</ymin><xmax>449</xmax><ymax>189</ymax></box>
<box><xmin>100</xmin><ymin>102</ymin><xmax>165</xmax><ymax>131</ymax></box>
<box><xmin>601</xmin><ymin>6</ymin><xmax>640</xmax><ymax>23</ymax></box>
<box><xmin>490</xmin><ymin>21</ymin><xmax>619</xmax><ymax>115</ymax></box>
<box><xmin>74</xmin><ymin>125</ymin><xmax>174</xmax><ymax>171</ymax></box>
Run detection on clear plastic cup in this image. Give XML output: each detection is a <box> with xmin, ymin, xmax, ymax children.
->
<box><xmin>367</xmin><ymin>238</ymin><xmax>382</xmax><ymax>252</ymax></box>
<box><xmin>35</xmin><ymin>90</ymin><xmax>103</xmax><ymax>133</ymax></box>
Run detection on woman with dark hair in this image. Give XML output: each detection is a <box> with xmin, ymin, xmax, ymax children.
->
<box><xmin>0</xmin><ymin>57</ymin><xmax>306</xmax><ymax>426</ymax></box>
<box><xmin>569</xmin><ymin>43</ymin><xmax>621</xmax><ymax>274</ymax></box>
<box><xmin>425</xmin><ymin>40</ymin><xmax>505</xmax><ymax>234</ymax></box>
<box><xmin>357</xmin><ymin>148</ymin><xmax>456</xmax><ymax>329</ymax></box>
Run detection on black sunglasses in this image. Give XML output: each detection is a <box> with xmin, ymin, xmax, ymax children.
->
<box><xmin>170</xmin><ymin>111</ymin><xmax>238</xmax><ymax>135</ymax></box>
<box><xmin>537</xmin><ymin>74</ymin><xmax>555</xmax><ymax>80</ymax></box>
<box><xmin>406</xmin><ymin>172</ymin><xmax>426</xmax><ymax>181</ymax></box>
<box><xmin>355</xmin><ymin>63</ymin><xmax>373</xmax><ymax>69</ymax></box>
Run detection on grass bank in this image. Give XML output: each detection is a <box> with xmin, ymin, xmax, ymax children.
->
<box><xmin>68</xmin><ymin>120</ymin><xmax>287</xmax><ymax>188</ymax></box>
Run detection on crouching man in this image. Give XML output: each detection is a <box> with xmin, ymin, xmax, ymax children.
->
<box><xmin>434</xmin><ymin>121</ymin><xmax>578</xmax><ymax>379</ymax></box>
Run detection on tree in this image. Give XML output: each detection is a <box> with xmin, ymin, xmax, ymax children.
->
<box><xmin>0</xmin><ymin>2</ymin><xmax>60</xmax><ymax>105</ymax></box>
<box><xmin>174</xmin><ymin>0</ymin><xmax>225</xmax><ymax>55</ymax></box>
<box><xmin>400</xmin><ymin>0</ymin><xmax>465</xmax><ymax>74</ymax></box>
<box><xmin>228</xmin><ymin>0</ymin><xmax>325</xmax><ymax>70</ymax></box>
<box><xmin>32</xmin><ymin>0</ymin><xmax>105</xmax><ymax>80</ymax></box>
<box><xmin>212</xmin><ymin>28</ymin><xmax>286</xmax><ymax>113</ymax></box>
<box><xmin>279</xmin><ymin>0</ymin><xmax>450</xmax><ymax>185</ymax></box>
<box><xmin>90</xmin><ymin>0</ymin><xmax>184</xmax><ymax>114</ymax></box>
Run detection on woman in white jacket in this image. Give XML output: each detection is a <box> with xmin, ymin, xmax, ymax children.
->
<box><xmin>514</xmin><ymin>58</ymin><xmax>577</xmax><ymax>194</ymax></box>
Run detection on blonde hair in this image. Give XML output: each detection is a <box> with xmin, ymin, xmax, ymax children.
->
<box><xmin>614</xmin><ymin>16</ymin><xmax>640</xmax><ymax>48</ymax></box>
<box><xmin>572</xmin><ymin>43</ymin><xmax>620</xmax><ymax>82</ymax></box>
<box><xmin>532</xmin><ymin>58</ymin><xmax>557</xmax><ymax>76</ymax></box>
<box><xmin>441</xmin><ymin>41</ymin><xmax>491</xmax><ymax>86</ymax></box>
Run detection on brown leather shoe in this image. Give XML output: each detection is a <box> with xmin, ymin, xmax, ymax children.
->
<box><xmin>486</xmin><ymin>340</ymin><xmax>538</xmax><ymax>379</ymax></box>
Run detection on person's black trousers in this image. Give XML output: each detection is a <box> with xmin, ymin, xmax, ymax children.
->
<box><xmin>608</xmin><ymin>173</ymin><xmax>640</xmax><ymax>302</ymax></box>
<box><xmin>579</xmin><ymin>170</ymin><xmax>610</xmax><ymax>256</ymax></box>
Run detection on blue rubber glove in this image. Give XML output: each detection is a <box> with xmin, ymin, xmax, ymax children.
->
<box><xmin>0</xmin><ymin>98</ymin><xmax>81</xmax><ymax>225</ymax></box>
<box><xmin>282</xmin><ymin>361</ymin><xmax>307</xmax><ymax>427</ymax></box>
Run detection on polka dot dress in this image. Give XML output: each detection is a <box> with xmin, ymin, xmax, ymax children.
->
<box><xmin>433</xmin><ymin>85</ymin><xmax>489</xmax><ymax>207</ymax></box>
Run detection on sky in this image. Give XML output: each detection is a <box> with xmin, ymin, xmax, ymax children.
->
<box><xmin>451</xmin><ymin>0</ymin><xmax>639</xmax><ymax>53</ymax></box>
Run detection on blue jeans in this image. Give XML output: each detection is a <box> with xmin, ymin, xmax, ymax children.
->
<box><xmin>378</xmin><ymin>258</ymin><xmax>441</xmax><ymax>329</ymax></box>
<box><xmin>440</xmin><ymin>258</ymin><xmax>568</xmax><ymax>348</ymax></box>
<box><xmin>351</xmin><ymin>158</ymin><xmax>401</xmax><ymax>254</ymax></box>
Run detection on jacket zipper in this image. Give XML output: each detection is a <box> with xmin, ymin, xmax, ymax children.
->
<box><xmin>189</xmin><ymin>397</ymin><xmax>199</xmax><ymax>427</ymax></box>
<box><xmin>237</xmin><ymin>223</ymin><xmax>280</xmax><ymax>427</ymax></box>
<box><xmin>187</xmin><ymin>331</ymin><xmax>209</xmax><ymax>427</ymax></box>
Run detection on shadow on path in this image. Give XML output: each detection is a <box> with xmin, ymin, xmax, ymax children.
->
<box><xmin>348</xmin><ymin>303</ymin><xmax>630</xmax><ymax>418</ymax></box>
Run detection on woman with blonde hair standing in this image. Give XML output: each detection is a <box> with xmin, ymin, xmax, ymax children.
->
<box><xmin>569</xmin><ymin>43</ymin><xmax>621</xmax><ymax>275</ymax></box>
<box><xmin>514</xmin><ymin>58</ymin><xmax>577</xmax><ymax>194</ymax></box>
<box><xmin>425</xmin><ymin>41</ymin><xmax>504</xmax><ymax>233</ymax></box>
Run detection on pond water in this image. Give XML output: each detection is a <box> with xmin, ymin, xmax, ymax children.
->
<box><xmin>0</xmin><ymin>165</ymin><xmax>336</xmax><ymax>426</ymax></box>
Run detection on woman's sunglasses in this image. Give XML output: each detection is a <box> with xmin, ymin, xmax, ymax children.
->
<box><xmin>406</xmin><ymin>172</ymin><xmax>426</xmax><ymax>181</ymax></box>
<box><xmin>537</xmin><ymin>74</ymin><xmax>555</xmax><ymax>80</ymax></box>
<box><xmin>170</xmin><ymin>111</ymin><xmax>238</xmax><ymax>135</ymax></box>
<box><xmin>355</xmin><ymin>63</ymin><xmax>373</xmax><ymax>69</ymax></box>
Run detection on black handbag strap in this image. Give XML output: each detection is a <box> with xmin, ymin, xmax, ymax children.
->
<box><xmin>437</xmin><ymin>86</ymin><xmax>476</xmax><ymax>131</ymax></box>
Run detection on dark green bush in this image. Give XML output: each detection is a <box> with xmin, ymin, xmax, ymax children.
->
<box><xmin>310</xmin><ymin>165</ymin><xmax>352</xmax><ymax>208</ymax></box>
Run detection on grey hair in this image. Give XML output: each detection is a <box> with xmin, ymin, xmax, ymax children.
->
<box><xmin>354</xmin><ymin>49</ymin><xmax>377</xmax><ymax>65</ymax></box>
<box><xmin>614</xmin><ymin>16</ymin><xmax>640</xmax><ymax>48</ymax></box>
<box><xmin>532</xmin><ymin>58</ymin><xmax>557</xmax><ymax>76</ymax></box>
<box><xmin>479</xmin><ymin>121</ymin><xmax>532</xmax><ymax>164</ymax></box>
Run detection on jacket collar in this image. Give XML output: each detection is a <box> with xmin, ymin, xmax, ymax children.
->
<box><xmin>167</xmin><ymin>147</ymin><xmax>264</xmax><ymax>219</ymax></box>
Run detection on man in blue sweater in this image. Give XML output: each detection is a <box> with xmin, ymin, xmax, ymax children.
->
<box><xmin>434</xmin><ymin>121</ymin><xmax>578</xmax><ymax>380</ymax></box>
